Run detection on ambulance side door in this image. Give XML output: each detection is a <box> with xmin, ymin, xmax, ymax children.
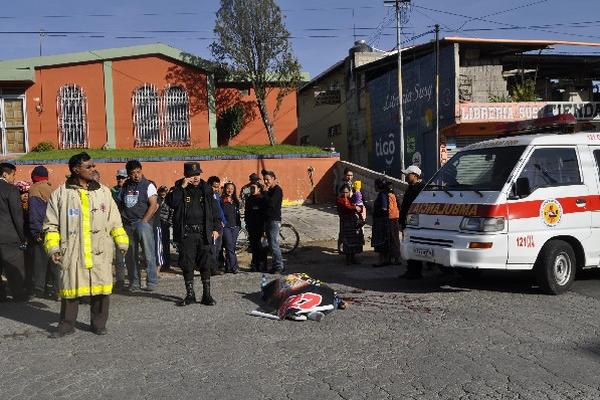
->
<box><xmin>507</xmin><ymin>146</ymin><xmax>591</xmax><ymax>267</ymax></box>
<box><xmin>587</xmin><ymin>147</ymin><xmax>600</xmax><ymax>266</ymax></box>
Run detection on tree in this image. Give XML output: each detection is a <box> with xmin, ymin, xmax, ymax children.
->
<box><xmin>211</xmin><ymin>0</ymin><xmax>302</xmax><ymax>145</ymax></box>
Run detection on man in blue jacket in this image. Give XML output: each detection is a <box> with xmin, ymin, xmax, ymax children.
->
<box><xmin>28</xmin><ymin>165</ymin><xmax>58</xmax><ymax>299</ymax></box>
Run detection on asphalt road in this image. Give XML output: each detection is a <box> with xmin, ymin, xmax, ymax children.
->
<box><xmin>2</xmin><ymin>240</ymin><xmax>600</xmax><ymax>400</ymax></box>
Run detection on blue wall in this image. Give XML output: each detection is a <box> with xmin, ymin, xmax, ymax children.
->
<box><xmin>367</xmin><ymin>45</ymin><xmax>456</xmax><ymax>179</ymax></box>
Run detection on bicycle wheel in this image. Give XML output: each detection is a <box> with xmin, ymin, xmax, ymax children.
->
<box><xmin>236</xmin><ymin>227</ymin><xmax>249</xmax><ymax>254</ymax></box>
<box><xmin>279</xmin><ymin>223</ymin><xmax>299</xmax><ymax>254</ymax></box>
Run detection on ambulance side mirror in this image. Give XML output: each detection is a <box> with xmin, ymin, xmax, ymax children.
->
<box><xmin>513</xmin><ymin>177</ymin><xmax>531</xmax><ymax>198</ymax></box>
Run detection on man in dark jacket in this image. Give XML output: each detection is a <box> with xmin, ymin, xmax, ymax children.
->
<box><xmin>245</xmin><ymin>182</ymin><xmax>267</xmax><ymax>271</ymax></box>
<box><xmin>0</xmin><ymin>163</ymin><xmax>28</xmax><ymax>301</ymax></box>
<box><xmin>399</xmin><ymin>165</ymin><xmax>426</xmax><ymax>279</ymax></box>
<box><xmin>207</xmin><ymin>176</ymin><xmax>226</xmax><ymax>275</ymax></box>
<box><xmin>28</xmin><ymin>165</ymin><xmax>58</xmax><ymax>299</ymax></box>
<box><xmin>262</xmin><ymin>169</ymin><xmax>284</xmax><ymax>273</ymax></box>
<box><xmin>118</xmin><ymin>160</ymin><xmax>159</xmax><ymax>291</ymax></box>
<box><xmin>167</xmin><ymin>162</ymin><xmax>222</xmax><ymax>306</ymax></box>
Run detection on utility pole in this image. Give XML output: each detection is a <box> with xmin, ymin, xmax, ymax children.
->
<box><xmin>435</xmin><ymin>24</ymin><xmax>440</xmax><ymax>170</ymax></box>
<box><xmin>39</xmin><ymin>29</ymin><xmax>45</xmax><ymax>56</ymax></box>
<box><xmin>384</xmin><ymin>0</ymin><xmax>411</xmax><ymax>179</ymax></box>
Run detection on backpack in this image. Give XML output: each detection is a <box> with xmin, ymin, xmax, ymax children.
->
<box><xmin>388</xmin><ymin>193</ymin><xmax>399</xmax><ymax>219</ymax></box>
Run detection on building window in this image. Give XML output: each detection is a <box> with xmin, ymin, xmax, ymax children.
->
<box><xmin>327</xmin><ymin>124</ymin><xmax>342</xmax><ymax>137</ymax></box>
<box><xmin>238</xmin><ymin>88</ymin><xmax>250</xmax><ymax>97</ymax></box>
<box><xmin>57</xmin><ymin>84</ymin><xmax>88</xmax><ymax>149</ymax></box>
<box><xmin>133</xmin><ymin>84</ymin><xmax>161</xmax><ymax>147</ymax></box>
<box><xmin>164</xmin><ymin>86</ymin><xmax>190</xmax><ymax>145</ymax></box>
<box><xmin>314</xmin><ymin>81</ymin><xmax>341</xmax><ymax>106</ymax></box>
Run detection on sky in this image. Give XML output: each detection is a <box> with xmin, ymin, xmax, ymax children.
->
<box><xmin>2</xmin><ymin>0</ymin><xmax>600</xmax><ymax>78</ymax></box>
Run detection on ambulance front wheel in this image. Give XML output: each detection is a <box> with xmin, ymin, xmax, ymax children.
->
<box><xmin>535</xmin><ymin>240</ymin><xmax>576</xmax><ymax>295</ymax></box>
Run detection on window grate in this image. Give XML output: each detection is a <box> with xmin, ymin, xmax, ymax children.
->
<box><xmin>163</xmin><ymin>86</ymin><xmax>190</xmax><ymax>145</ymax></box>
<box><xmin>133</xmin><ymin>84</ymin><xmax>161</xmax><ymax>147</ymax></box>
<box><xmin>57</xmin><ymin>84</ymin><xmax>88</xmax><ymax>149</ymax></box>
<box><xmin>133</xmin><ymin>84</ymin><xmax>191</xmax><ymax>147</ymax></box>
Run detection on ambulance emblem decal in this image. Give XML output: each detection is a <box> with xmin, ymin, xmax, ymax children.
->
<box><xmin>540</xmin><ymin>199</ymin><xmax>562</xmax><ymax>227</ymax></box>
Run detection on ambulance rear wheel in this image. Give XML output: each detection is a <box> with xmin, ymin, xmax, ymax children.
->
<box><xmin>535</xmin><ymin>240</ymin><xmax>576</xmax><ymax>295</ymax></box>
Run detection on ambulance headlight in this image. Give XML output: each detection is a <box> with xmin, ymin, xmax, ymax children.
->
<box><xmin>460</xmin><ymin>217</ymin><xmax>505</xmax><ymax>232</ymax></box>
<box><xmin>406</xmin><ymin>214</ymin><xmax>419</xmax><ymax>227</ymax></box>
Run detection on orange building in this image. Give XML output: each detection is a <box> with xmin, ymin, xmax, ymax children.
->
<box><xmin>0</xmin><ymin>43</ymin><xmax>302</xmax><ymax>155</ymax></box>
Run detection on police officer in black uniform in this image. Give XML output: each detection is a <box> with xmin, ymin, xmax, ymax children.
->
<box><xmin>167</xmin><ymin>162</ymin><xmax>222</xmax><ymax>306</ymax></box>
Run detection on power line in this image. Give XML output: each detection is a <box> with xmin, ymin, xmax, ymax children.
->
<box><xmin>456</xmin><ymin>0</ymin><xmax>551</xmax><ymax>31</ymax></box>
<box><xmin>412</xmin><ymin>4</ymin><xmax>600</xmax><ymax>40</ymax></box>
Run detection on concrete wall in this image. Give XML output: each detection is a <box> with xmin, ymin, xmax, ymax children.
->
<box><xmin>14</xmin><ymin>155</ymin><xmax>339</xmax><ymax>205</ymax></box>
<box><xmin>459</xmin><ymin>64</ymin><xmax>508</xmax><ymax>103</ymax></box>
<box><xmin>297</xmin><ymin>67</ymin><xmax>348</xmax><ymax>157</ymax></box>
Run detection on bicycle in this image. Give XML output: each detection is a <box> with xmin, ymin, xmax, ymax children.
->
<box><xmin>235</xmin><ymin>221</ymin><xmax>299</xmax><ymax>255</ymax></box>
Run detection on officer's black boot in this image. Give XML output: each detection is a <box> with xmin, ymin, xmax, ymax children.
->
<box><xmin>200</xmin><ymin>280</ymin><xmax>216</xmax><ymax>306</ymax></box>
<box><xmin>177</xmin><ymin>280</ymin><xmax>197</xmax><ymax>306</ymax></box>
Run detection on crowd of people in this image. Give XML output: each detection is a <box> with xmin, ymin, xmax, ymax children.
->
<box><xmin>335</xmin><ymin>165</ymin><xmax>425</xmax><ymax>278</ymax></box>
<box><xmin>0</xmin><ymin>152</ymin><xmax>426</xmax><ymax>338</ymax></box>
<box><xmin>0</xmin><ymin>154</ymin><xmax>285</xmax><ymax>338</ymax></box>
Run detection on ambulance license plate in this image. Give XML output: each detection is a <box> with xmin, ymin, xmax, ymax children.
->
<box><xmin>413</xmin><ymin>246</ymin><xmax>434</xmax><ymax>261</ymax></box>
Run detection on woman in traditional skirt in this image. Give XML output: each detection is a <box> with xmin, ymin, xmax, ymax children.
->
<box><xmin>336</xmin><ymin>184</ymin><xmax>363</xmax><ymax>265</ymax></box>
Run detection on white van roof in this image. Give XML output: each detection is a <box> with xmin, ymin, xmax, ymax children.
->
<box><xmin>462</xmin><ymin>131</ymin><xmax>600</xmax><ymax>151</ymax></box>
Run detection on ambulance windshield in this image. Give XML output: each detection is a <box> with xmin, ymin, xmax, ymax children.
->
<box><xmin>426</xmin><ymin>146</ymin><xmax>527</xmax><ymax>191</ymax></box>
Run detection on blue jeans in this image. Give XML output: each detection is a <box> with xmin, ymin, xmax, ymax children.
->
<box><xmin>222</xmin><ymin>226</ymin><xmax>240</xmax><ymax>272</ymax></box>
<box><xmin>265</xmin><ymin>220</ymin><xmax>284</xmax><ymax>270</ymax></box>
<box><xmin>125</xmin><ymin>221</ymin><xmax>158</xmax><ymax>287</ymax></box>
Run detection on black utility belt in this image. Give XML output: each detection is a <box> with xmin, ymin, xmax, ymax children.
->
<box><xmin>184</xmin><ymin>224</ymin><xmax>205</xmax><ymax>233</ymax></box>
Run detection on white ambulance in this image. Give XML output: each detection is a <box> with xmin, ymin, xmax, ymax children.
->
<box><xmin>401</xmin><ymin>131</ymin><xmax>600</xmax><ymax>294</ymax></box>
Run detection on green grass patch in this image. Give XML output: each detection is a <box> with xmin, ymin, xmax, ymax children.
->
<box><xmin>18</xmin><ymin>144</ymin><xmax>329</xmax><ymax>161</ymax></box>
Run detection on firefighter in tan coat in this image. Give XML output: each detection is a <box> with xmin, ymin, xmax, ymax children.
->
<box><xmin>43</xmin><ymin>152</ymin><xmax>129</xmax><ymax>338</ymax></box>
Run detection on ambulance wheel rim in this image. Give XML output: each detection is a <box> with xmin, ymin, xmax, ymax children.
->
<box><xmin>553</xmin><ymin>252</ymin><xmax>571</xmax><ymax>286</ymax></box>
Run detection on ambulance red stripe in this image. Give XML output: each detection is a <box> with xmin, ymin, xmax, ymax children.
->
<box><xmin>409</xmin><ymin>196</ymin><xmax>600</xmax><ymax>220</ymax></box>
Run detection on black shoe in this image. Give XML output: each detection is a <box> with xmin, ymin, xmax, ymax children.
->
<box><xmin>50</xmin><ymin>328</ymin><xmax>75</xmax><ymax>339</ymax></box>
<box><xmin>159</xmin><ymin>266</ymin><xmax>173</xmax><ymax>273</ymax></box>
<box><xmin>177</xmin><ymin>280</ymin><xmax>197</xmax><ymax>306</ymax></box>
<box><xmin>232</xmin><ymin>269</ymin><xmax>238</xmax><ymax>274</ymax></box>
<box><xmin>91</xmin><ymin>327</ymin><xmax>108</xmax><ymax>336</ymax></box>
<box><xmin>200</xmin><ymin>281</ymin><xmax>216</xmax><ymax>306</ymax></box>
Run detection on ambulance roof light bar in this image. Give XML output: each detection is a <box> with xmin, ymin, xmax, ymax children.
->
<box><xmin>495</xmin><ymin>114</ymin><xmax>577</xmax><ymax>138</ymax></box>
